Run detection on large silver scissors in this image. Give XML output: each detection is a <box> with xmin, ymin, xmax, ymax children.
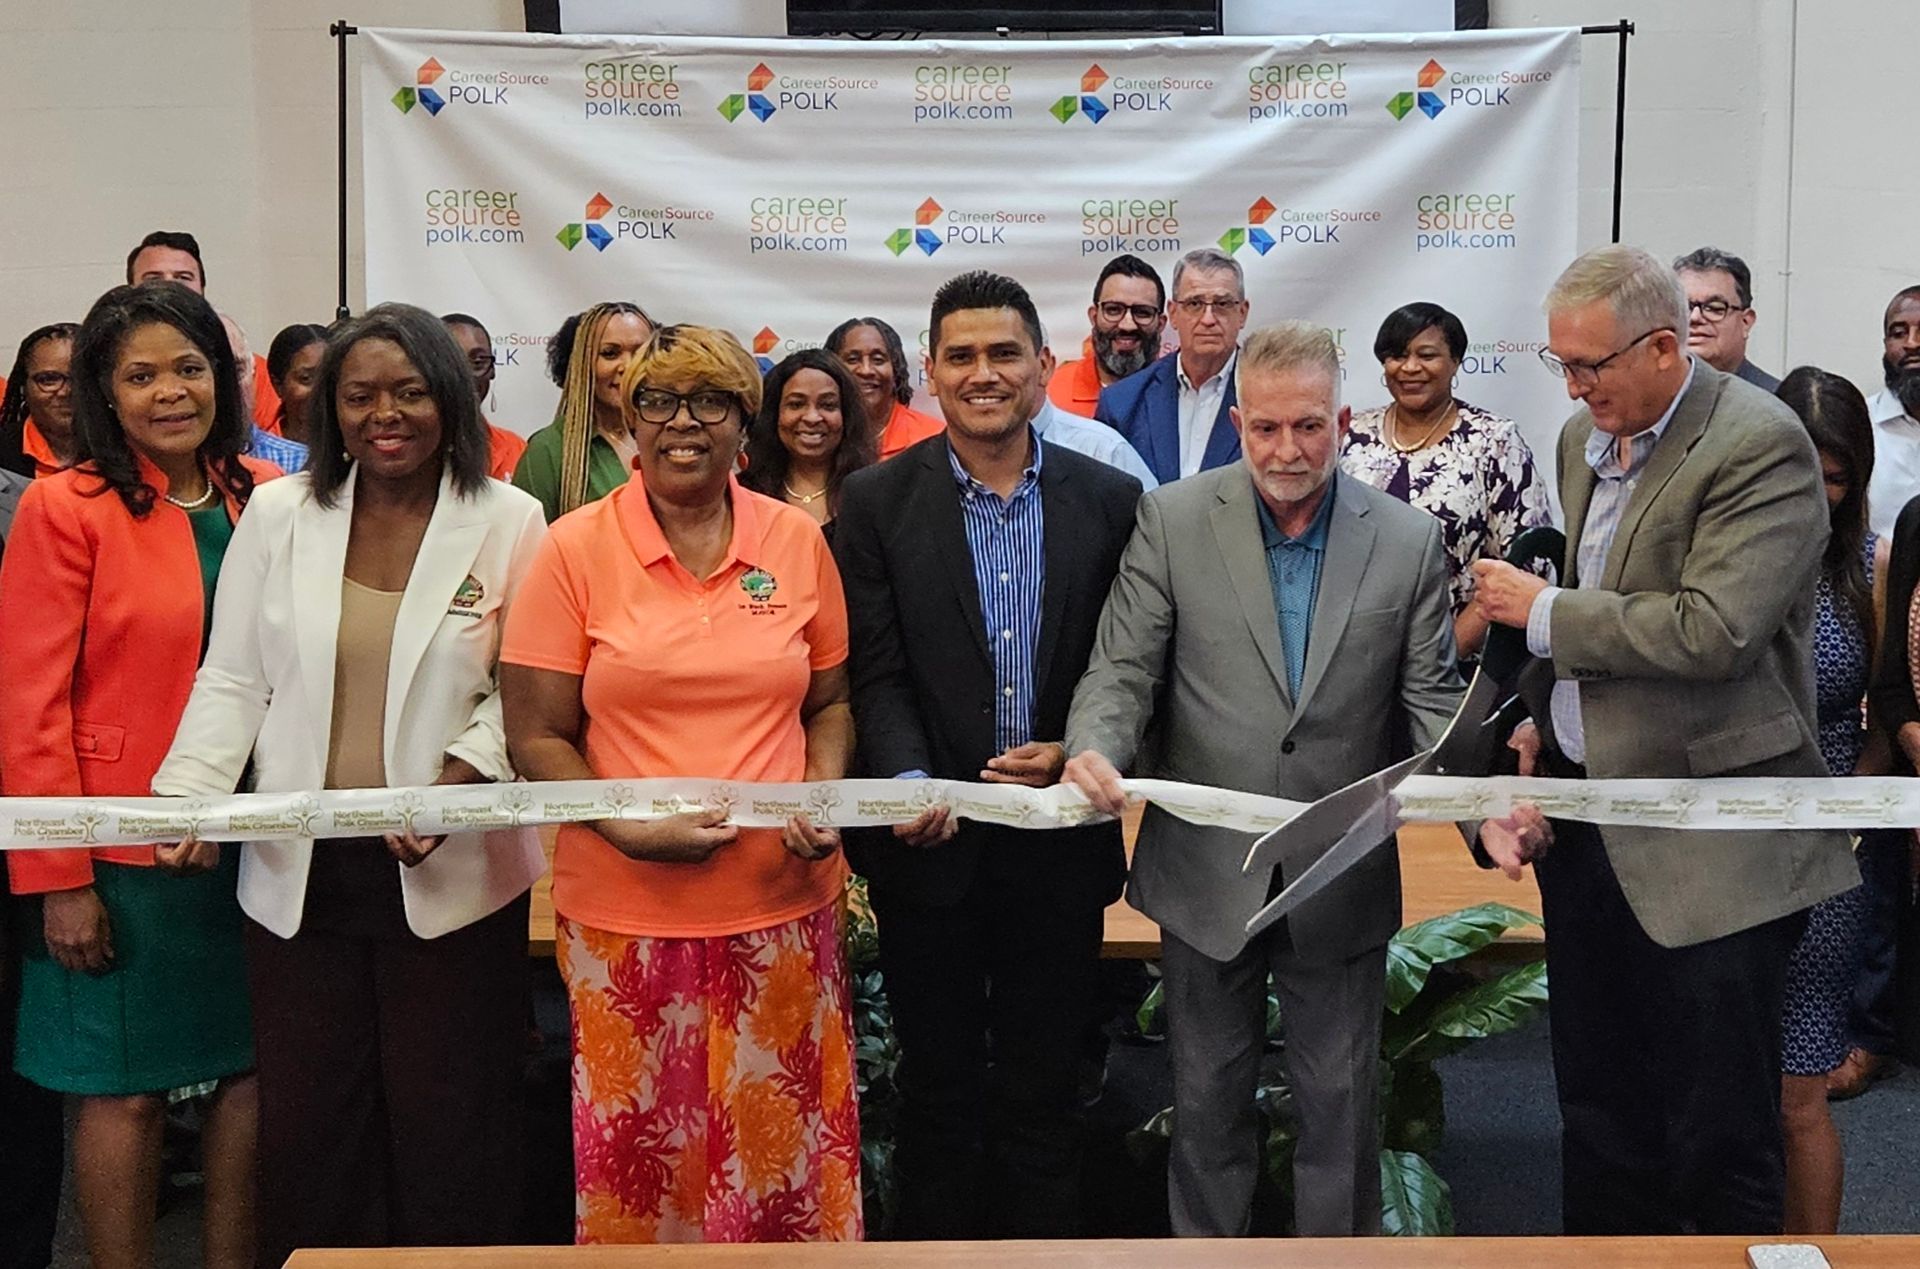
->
<box><xmin>1241</xmin><ymin>527</ymin><xmax>1565</xmax><ymax>939</ymax></box>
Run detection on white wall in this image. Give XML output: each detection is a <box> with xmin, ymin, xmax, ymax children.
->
<box><xmin>2</xmin><ymin>0</ymin><xmax>1915</xmax><ymax>391</ymax></box>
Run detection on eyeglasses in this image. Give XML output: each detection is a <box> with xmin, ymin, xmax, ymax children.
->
<box><xmin>27</xmin><ymin>371</ymin><xmax>70</xmax><ymax>392</ymax></box>
<box><xmin>1685</xmin><ymin>299</ymin><xmax>1746</xmax><ymax>323</ymax></box>
<box><xmin>1174</xmin><ymin>296</ymin><xmax>1245</xmax><ymax>317</ymax></box>
<box><xmin>1096</xmin><ymin>301</ymin><xmax>1163</xmax><ymax>325</ymax></box>
<box><xmin>1538</xmin><ymin>328</ymin><xmax>1672</xmax><ymax>386</ymax></box>
<box><xmin>633</xmin><ymin>387</ymin><xmax>739</xmax><ymax>426</ymax></box>
<box><xmin>466</xmin><ymin>354</ymin><xmax>497</xmax><ymax>372</ymax></box>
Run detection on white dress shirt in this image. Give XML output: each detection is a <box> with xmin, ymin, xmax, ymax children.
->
<box><xmin>1031</xmin><ymin>400</ymin><xmax>1158</xmax><ymax>490</ymax></box>
<box><xmin>1176</xmin><ymin>350</ymin><xmax>1235</xmax><ymax>479</ymax></box>
<box><xmin>1865</xmin><ymin>387</ymin><xmax>1920</xmax><ymax>537</ymax></box>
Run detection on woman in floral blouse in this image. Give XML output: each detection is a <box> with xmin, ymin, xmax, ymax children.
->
<box><xmin>1340</xmin><ymin>301</ymin><xmax>1551</xmax><ymax>659</ymax></box>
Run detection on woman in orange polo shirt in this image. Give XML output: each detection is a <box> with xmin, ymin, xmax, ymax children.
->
<box><xmin>0</xmin><ymin>282</ymin><xmax>276</xmax><ymax>1269</ymax></box>
<box><xmin>0</xmin><ymin>323</ymin><xmax>81</xmax><ymax>525</ymax></box>
<box><xmin>825</xmin><ymin>316</ymin><xmax>945</xmax><ymax>459</ymax></box>
<box><xmin>501</xmin><ymin>324</ymin><xmax>861</xmax><ymax>1244</ymax></box>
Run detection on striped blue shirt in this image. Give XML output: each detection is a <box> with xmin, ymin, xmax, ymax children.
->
<box><xmin>247</xmin><ymin>424</ymin><xmax>309</xmax><ymax>474</ymax></box>
<box><xmin>948</xmin><ymin>435</ymin><xmax>1046</xmax><ymax>752</ymax></box>
<box><xmin>1256</xmin><ymin>478</ymin><xmax>1336</xmax><ymax>697</ymax></box>
<box><xmin>1526</xmin><ymin>358</ymin><xmax>1695</xmax><ymax>762</ymax></box>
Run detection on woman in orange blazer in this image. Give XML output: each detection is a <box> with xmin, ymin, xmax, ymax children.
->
<box><xmin>0</xmin><ymin>281</ymin><xmax>277</xmax><ymax>1269</ymax></box>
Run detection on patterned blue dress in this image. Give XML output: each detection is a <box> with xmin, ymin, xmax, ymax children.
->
<box><xmin>1780</xmin><ymin>535</ymin><xmax>1875</xmax><ymax>1076</ymax></box>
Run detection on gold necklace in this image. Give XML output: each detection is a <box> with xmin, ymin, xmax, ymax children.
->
<box><xmin>1386</xmin><ymin>401</ymin><xmax>1458</xmax><ymax>454</ymax></box>
<box><xmin>783</xmin><ymin>481</ymin><xmax>828</xmax><ymax>505</ymax></box>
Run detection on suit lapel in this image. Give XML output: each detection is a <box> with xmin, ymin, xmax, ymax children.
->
<box><xmin>1200</xmin><ymin>372</ymin><xmax>1242</xmax><ymax>471</ymax></box>
<box><xmin>1210</xmin><ymin>474</ymin><xmax>1291</xmax><ymax>706</ymax></box>
<box><xmin>1600</xmin><ymin>367</ymin><xmax>1716</xmax><ymax>590</ymax></box>
<box><xmin>383</xmin><ymin>470</ymin><xmax>489</xmax><ymax>771</ymax></box>
<box><xmin>917</xmin><ymin>443</ymin><xmax>993</xmax><ymax>665</ymax></box>
<box><xmin>1032</xmin><ymin>452</ymin><xmax>1072</xmax><ymax>707</ymax></box>
<box><xmin>1146</xmin><ymin>363</ymin><xmax>1182</xmax><ymax>484</ymax></box>
<box><xmin>292</xmin><ymin>475</ymin><xmax>352</xmax><ymax>777</ymax></box>
<box><xmin>1291</xmin><ymin>475</ymin><xmax>1374</xmax><ymax>724</ymax></box>
<box><xmin>1558</xmin><ymin>416</ymin><xmax>1599</xmax><ymax>586</ymax></box>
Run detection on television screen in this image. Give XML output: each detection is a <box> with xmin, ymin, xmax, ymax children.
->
<box><xmin>787</xmin><ymin>2</ymin><xmax>1223</xmax><ymax>35</ymax></box>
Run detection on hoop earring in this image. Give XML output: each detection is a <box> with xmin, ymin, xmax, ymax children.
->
<box><xmin>1380</xmin><ymin>373</ymin><xmax>1388</xmax><ymax>387</ymax></box>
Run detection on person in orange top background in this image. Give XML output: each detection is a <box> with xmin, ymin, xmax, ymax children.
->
<box><xmin>501</xmin><ymin>323</ymin><xmax>862</xmax><ymax>1245</ymax></box>
<box><xmin>0</xmin><ymin>322</ymin><xmax>80</xmax><ymax>542</ymax></box>
<box><xmin>441</xmin><ymin>311</ymin><xmax>529</xmax><ymax>479</ymax></box>
<box><xmin>1046</xmin><ymin>253</ymin><xmax>1168</xmax><ymax>417</ymax></box>
<box><xmin>0</xmin><ymin>281</ymin><xmax>278</xmax><ymax>1269</ymax></box>
<box><xmin>826</xmin><ymin>315</ymin><xmax>944</xmax><ymax>459</ymax></box>
<box><xmin>126</xmin><ymin>229</ymin><xmax>283</xmax><ymax>433</ymax></box>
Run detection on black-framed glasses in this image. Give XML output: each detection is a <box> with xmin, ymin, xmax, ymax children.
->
<box><xmin>633</xmin><ymin>387</ymin><xmax>739</xmax><ymax>425</ymax></box>
<box><xmin>1538</xmin><ymin>327</ymin><xmax>1672</xmax><ymax>386</ymax></box>
<box><xmin>1096</xmin><ymin>301</ymin><xmax>1163</xmax><ymax>325</ymax></box>
<box><xmin>27</xmin><ymin>371</ymin><xmax>71</xmax><ymax>392</ymax></box>
<box><xmin>1685</xmin><ymin>298</ymin><xmax>1747</xmax><ymax>323</ymax></box>
<box><xmin>1173</xmin><ymin>296</ymin><xmax>1245</xmax><ymax>317</ymax></box>
<box><xmin>466</xmin><ymin>354</ymin><xmax>497</xmax><ymax>372</ymax></box>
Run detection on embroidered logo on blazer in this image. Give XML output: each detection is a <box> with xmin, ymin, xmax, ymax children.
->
<box><xmin>447</xmin><ymin>574</ymin><xmax>485</xmax><ymax>618</ymax></box>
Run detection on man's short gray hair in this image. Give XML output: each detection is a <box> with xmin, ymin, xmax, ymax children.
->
<box><xmin>1171</xmin><ymin>247</ymin><xmax>1245</xmax><ymax>300</ymax></box>
<box><xmin>1236</xmin><ymin>321</ymin><xmax>1342</xmax><ymax>409</ymax></box>
<box><xmin>1545</xmin><ymin>244</ymin><xmax>1687</xmax><ymax>340</ymax></box>
<box><xmin>1672</xmin><ymin>245</ymin><xmax>1754</xmax><ymax>308</ymax></box>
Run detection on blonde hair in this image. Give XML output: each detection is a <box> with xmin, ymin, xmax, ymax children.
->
<box><xmin>1236</xmin><ymin>321</ymin><xmax>1343</xmax><ymax>408</ymax></box>
<box><xmin>1545</xmin><ymin>244</ymin><xmax>1688</xmax><ymax>340</ymax></box>
<box><xmin>619</xmin><ymin>324</ymin><xmax>764</xmax><ymax>423</ymax></box>
<box><xmin>554</xmin><ymin>302</ymin><xmax>650</xmax><ymax>517</ymax></box>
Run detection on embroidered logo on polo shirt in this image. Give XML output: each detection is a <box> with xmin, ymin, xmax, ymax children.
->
<box><xmin>448</xmin><ymin>574</ymin><xmax>485</xmax><ymax>618</ymax></box>
<box><xmin>740</xmin><ymin>568</ymin><xmax>777</xmax><ymax>602</ymax></box>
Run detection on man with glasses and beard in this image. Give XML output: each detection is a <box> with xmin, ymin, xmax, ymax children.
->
<box><xmin>1865</xmin><ymin>285</ymin><xmax>1920</xmax><ymax>536</ymax></box>
<box><xmin>1048</xmin><ymin>254</ymin><xmax>1167</xmax><ymax>417</ymax></box>
<box><xmin>1097</xmin><ymin>247</ymin><xmax>1250</xmax><ymax>485</ymax></box>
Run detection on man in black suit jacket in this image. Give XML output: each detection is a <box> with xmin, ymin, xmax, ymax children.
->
<box><xmin>834</xmin><ymin>271</ymin><xmax>1142</xmax><ymax>1239</ymax></box>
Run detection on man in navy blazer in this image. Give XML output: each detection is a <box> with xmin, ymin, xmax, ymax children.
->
<box><xmin>1096</xmin><ymin>246</ymin><xmax>1250</xmax><ymax>484</ymax></box>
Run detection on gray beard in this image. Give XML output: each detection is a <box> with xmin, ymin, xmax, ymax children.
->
<box><xmin>1885</xmin><ymin>355</ymin><xmax>1920</xmax><ymax>418</ymax></box>
<box><xmin>1094</xmin><ymin>328</ymin><xmax>1161</xmax><ymax>381</ymax></box>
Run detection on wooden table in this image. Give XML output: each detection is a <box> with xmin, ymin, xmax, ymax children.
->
<box><xmin>527</xmin><ymin>813</ymin><xmax>1543</xmax><ymax>960</ymax></box>
<box><xmin>286</xmin><ymin>1235</ymin><xmax>1911</xmax><ymax>1267</ymax></box>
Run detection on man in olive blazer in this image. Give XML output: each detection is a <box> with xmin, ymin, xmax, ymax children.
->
<box><xmin>1473</xmin><ymin>245</ymin><xmax>1857</xmax><ymax>1236</ymax></box>
<box><xmin>1065</xmin><ymin>323</ymin><xmax>1462</xmax><ymax>1238</ymax></box>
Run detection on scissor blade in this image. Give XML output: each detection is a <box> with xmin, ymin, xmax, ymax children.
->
<box><xmin>1242</xmin><ymin>750</ymin><xmax>1430</xmax><ymax>877</ymax></box>
<box><xmin>1245</xmin><ymin>789</ymin><xmax>1403</xmax><ymax>939</ymax></box>
<box><xmin>1426</xmin><ymin>667</ymin><xmax>1508</xmax><ymax>776</ymax></box>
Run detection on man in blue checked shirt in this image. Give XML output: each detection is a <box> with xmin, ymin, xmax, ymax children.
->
<box><xmin>833</xmin><ymin>271</ymin><xmax>1143</xmax><ymax>1239</ymax></box>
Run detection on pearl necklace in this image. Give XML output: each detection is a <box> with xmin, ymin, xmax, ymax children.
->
<box><xmin>163</xmin><ymin>481</ymin><xmax>218</xmax><ymax>511</ymax></box>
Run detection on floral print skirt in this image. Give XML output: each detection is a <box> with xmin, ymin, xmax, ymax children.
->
<box><xmin>556</xmin><ymin>903</ymin><xmax>863</xmax><ymax>1243</ymax></box>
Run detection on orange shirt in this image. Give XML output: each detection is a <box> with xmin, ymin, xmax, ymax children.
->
<box><xmin>1047</xmin><ymin>355</ymin><xmax>1106</xmax><ymax>416</ymax></box>
<box><xmin>878</xmin><ymin>401</ymin><xmax>946</xmax><ymax>459</ymax></box>
<box><xmin>500</xmin><ymin>476</ymin><xmax>849</xmax><ymax>937</ymax></box>
<box><xmin>251</xmin><ymin>355</ymin><xmax>282</xmax><ymax>434</ymax></box>
<box><xmin>21</xmin><ymin>419</ymin><xmax>61</xmax><ymax>476</ymax></box>
<box><xmin>486</xmin><ymin>422</ymin><xmax>528</xmax><ymax>482</ymax></box>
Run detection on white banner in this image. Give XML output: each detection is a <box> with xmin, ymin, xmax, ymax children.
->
<box><xmin>0</xmin><ymin>774</ymin><xmax>1910</xmax><ymax>851</ymax></box>
<box><xmin>359</xmin><ymin>27</ymin><xmax>1580</xmax><ymax>477</ymax></box>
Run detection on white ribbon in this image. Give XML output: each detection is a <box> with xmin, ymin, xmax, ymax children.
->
<box><xmin>0</xmin><ymin>773</ymin><xmax>1903</xmax><ymax>852</ymax></box>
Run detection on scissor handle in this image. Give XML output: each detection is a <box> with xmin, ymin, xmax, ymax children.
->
<box><xmin>1479</xmin><ymin>527</ymin><xmax>1567</xmax><ymax>686</ymax></box>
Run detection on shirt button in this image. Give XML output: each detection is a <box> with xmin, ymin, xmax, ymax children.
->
<box><xmin>999</xmin><ymin>571</ymin><xmax>1010</xmax><ymax>583</ymax></box>
<box><xmin>1281</xmin><ymin>740</ymin><xmax>1296</xmax><ymax>754</ymax></box>
<box><xmin>1003</xmin><ymin>685</ymin><xmax>1015</xmax><ymax>697</ymax></box>
<box><xmin>1001</xmin><ymin>629</ymin><xmax>1012</xmax><ymax>640</ymax></box>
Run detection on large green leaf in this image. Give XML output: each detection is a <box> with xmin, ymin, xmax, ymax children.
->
<box><xmin>1135</xmin><ymin>980</ymin><xmax>1165</xmax><ymax>1037</ymax></box>
<box><xmin>1390</xmin><ymin>959</ymin><xmax>1550</xmax><ymax>1064</ymax></box>
<box><xmin>1380</xmin><ymin>1149</ymin><xmax>1454</xmax><ymax>1235</ymax></box>
<box><xmin>1385</xmin><ymin>902</ymin><xmax>1542</xmax><ymax>1013</ymax></box>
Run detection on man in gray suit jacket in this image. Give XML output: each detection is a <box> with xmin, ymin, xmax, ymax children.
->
<box><xmin>1474</xmin><ymin>245</ymin><xmax>1857</xmax><ymax>1235</ymax></box>
<box><xmin>1063</xmin><ymin>322</ymin><xmax>1463</xmax><ymax>1237</ymax></box>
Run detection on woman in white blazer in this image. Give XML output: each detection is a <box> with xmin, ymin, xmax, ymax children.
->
<box><xmin>153</xmin><ymin>304</ymin><xmax>547</xmax><ymax>1263</ymax></box>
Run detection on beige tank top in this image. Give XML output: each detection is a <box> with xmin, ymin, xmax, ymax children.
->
<box><xmin>324</xmin><ymin>578</ymin><xmax>405</xmax><ymax>791</ymax></box>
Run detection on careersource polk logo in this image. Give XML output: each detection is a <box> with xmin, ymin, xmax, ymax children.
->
<box><xmin>1053</xmin><ymin>64</ymin><xmax>1215</xmax><ymax>123</ymax></box>
<box><xmin>1081</xmin><ymin>198</ymin><xmax>1182</xmax><ymax>257</ymax></box>
<box><xmin>424</xmin><ymin>188</ymin><xmax>525</xmax><ymax>246</ymax></box>
<box><xmin>747</xmin><ymin>195</ymin><xmax>850</xmax><ymax>255</ymax></box>
<box><xmin>1246</xmin><ymin>58</ymin><xmax>1349</xmax><ymax>121</ymax></box>
<box><xmin>556</xmin><ymin>192</ymin><xmax>715</xmax><ymax>252</ymax></box>
<box><xmin>1218</xmin><ymin>197</ymin><xmax>1382</xmax><ymax>253</ymax></box>
<box><xmin>751</xmin><ymin>327</ymin><xmax>820</xmax><ymax>374</ymax></box>
<box><xmin>912</xmin><ymin>62</ymin><xmax>1013</xmax><ymax>123</ymax></box>
<box><xmin>583</xmin><ymin>58</ymin><xmax>682</xmax><ymax>120</ymax></box>
<box><xmin>393</xmin><ymin>56</ymin><xmax>547</xmax><ymax>117</ymax></box>
<box><xmin>1415</xmin><ymin>191</ymin><xmax>1519</xmax><ymax>252</ymax></box>
<box><xmin>1389</xmin><ymin>58</ymin><xmax>1552</xmax><ymax>119</ymax></box>
<box><xmin>721</xmin><ymin>61</ymin><xmax>874</xmax><ymax>122</ymax></box>
<box><xmin>887</xmin><ymin>197</ymin><xmax>1045</xmax><ymax>257</ymax></box>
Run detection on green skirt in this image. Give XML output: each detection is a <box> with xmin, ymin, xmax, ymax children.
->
<box><xmin>14</xmin><ymin>853</ymin><xmax>253</xmax><ymax>1095</ymax></box>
